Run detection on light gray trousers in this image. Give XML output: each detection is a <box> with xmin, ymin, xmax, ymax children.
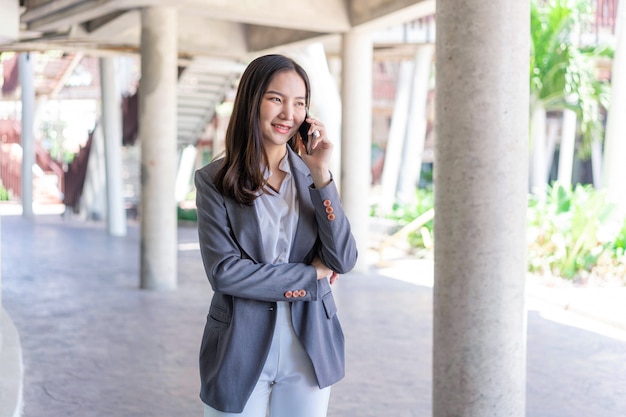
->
<box><xmin>203</xmin><ymin>302</ymin><xmax>331</xmax><ymax>417</ymax></box>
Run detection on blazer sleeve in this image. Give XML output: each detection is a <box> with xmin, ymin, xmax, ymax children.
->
<box><xmin>194</xmin><ymin>165</ymin><xmax>320</xmax><ymax>302</ymax></box>
<box><xmin>309</xmin><ymin>179</ymin><xmax>358</xmax><ymax>274</ymax></box>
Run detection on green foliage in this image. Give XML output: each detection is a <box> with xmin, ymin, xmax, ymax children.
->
<box><xmin>0</xmin><ymin>52</ymin><xmax>15</xmax><ymax>62</ymax></box>
<box><xmin>612</xmin><ymin>220</ymin><xmax>626</xmax><ymax>258</ymax></box>
<box><xmin>177</xmin><ymin>190</ymin><xmax>198</xmax><ymax>222</ymax></box>
<box><xmin>0</xmin><ymin>184</ymin><xmax>8</xmax><ymax>201</ymax></box>
<box><xmin>527</xmin><ymin>182</ymin><xmax>622</xmax><ymax>279</ymax></box>
<box><xmin>530</xmin><ymin>0</ymin><xmax>577</xmax><ymax>106</ymax></box>
<box><xmin>373</xmin><ymin>183</ymin><xmax>625</xmax><ymax>281</ymax></box>
<box><xmin>40</xmin><ymin>120</ymin><xmax>77</xmax><ymax>164</ymax></box>
<box><xmin>388</xmin><ymin>189</ymin><xmax>434</xmax><ymax>223</ymax></box>
<box><xmin>177</xmin><ymin>206</ymin><xmax>197</xmax><ymax>222</ymax></box>
<box><xmin>372</xmin><ymin>189</ymin><xmax>434</xmax><ymax>249</ymax></box>
<box><xmin>530</xmin><ymin>0</ymin><xmax>612</xmax><ymax>158</ymax></box>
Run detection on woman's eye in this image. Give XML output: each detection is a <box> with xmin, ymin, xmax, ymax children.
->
<box><xmin>270</xmin><ymin>97</ymin><xmax>281</xmax><ymax>103</ymax></box>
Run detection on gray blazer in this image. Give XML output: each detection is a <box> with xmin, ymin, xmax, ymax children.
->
<box><xmin>194</xmin><ymin>146</ymin><xmax>358</xmax><ymax>413</ymax></box>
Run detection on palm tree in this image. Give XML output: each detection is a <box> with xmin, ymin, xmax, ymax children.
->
<box><xmin>530</xmin><ymin>0</ymin><xmax>611</xmax><ymax>194</ymax></box>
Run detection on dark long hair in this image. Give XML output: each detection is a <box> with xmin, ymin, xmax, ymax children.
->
<box><xmin>214</xmin><ymin>54</ymin><xmax>311</xmax><ymax>205</ymax></box>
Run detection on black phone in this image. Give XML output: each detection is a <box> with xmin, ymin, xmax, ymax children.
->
<box><xmin>298</xmin><ymin>111</ymin><xmax>313</xmax><ymax>155</ymax></box>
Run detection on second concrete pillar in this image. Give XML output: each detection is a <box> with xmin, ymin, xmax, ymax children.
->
<box><xmin>139</xmin><ymin>7</ymin><xmax>178</xmax><ymax>290</ymax></box>
<box><xmin>99</xmin><ymin>56</ymin><xmax>128</xmax><ymax>237</ymax></box>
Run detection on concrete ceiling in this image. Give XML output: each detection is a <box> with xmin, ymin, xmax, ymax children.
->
<box><xmin>1</xmin><ymin>0</ymin><xmax>435</xmax><ymax>147</ymax></box>
<box><xmin>4</xmin><ymin>0</ymin><xmax>435</xmax><ymax>60</ymax></box>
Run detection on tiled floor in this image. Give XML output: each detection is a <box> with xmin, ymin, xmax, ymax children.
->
<box><xmin>2</xmin><ymin>213</ymin><xmax>626</xmax><ymax>417</ymax></box>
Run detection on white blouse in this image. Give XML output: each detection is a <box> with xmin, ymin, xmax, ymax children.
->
<box><xmin>254</xmin><ymin>152</ymin><xmax>299</xmax><ymax>265</ymax></box>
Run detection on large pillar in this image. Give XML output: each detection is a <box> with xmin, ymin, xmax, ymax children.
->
<box><xmin>557</xmin><ymin>109</ymin><xmax>577</xmax><ymax>187</ymax></box>
<box><xmin>139</xmin><ymin>7</ymin><xmax>178</xmax><ymax>290</ymax></box>
<box><xmin>341</xmin><ymin>30</ymin><xmax>372</xmax><ymax>272</ymax></box>
<box><xmin>398</xmin><ymin>44</ymin><xmax>434</xmax><ymax>205</ymax></box>
<box><xmin>433</xmin><ymin>1</ymin><xmax>528</xmax><ymax>416</ymax></box>
<box><xmin>603</xmin><ymin>0</ymin><xmax>626</xmax><ymax>215</ymax></box>
<box><xmin>0</xmin><ymin>0</ymin><xmax>18</xmax><ymax>43</ymax></box>
<box><xmin>18</xmin><ymin>53</ymin><xmax>35</xmax><ymax>218</ymax></box>
<box><xmin>529</xmin><ymin>105</ymin><xmax>547</xmax><ymax>197</ymax></box>
<box><xmin>0</xmin><ymin>217</ymin><xmax>2</xmax><ymax>350</ymax></box>
<box><xmin>99</xmin><ymin>56</ymin><xmax>128</xmax><ymax>237</ymax></box>
<box><xmin>379</xmin><ymin>60</ymin><xmax>412</xmax><ymax>213</ymax></box>
<box><xmin>80</xmin><ymin>125</ymin><xmax>106</xmax><ymax>220</ymax></box>
<box><xmin>175</xmin><ymin>145</ymin><xmax>197</xmax><ymax>202</ymax></box>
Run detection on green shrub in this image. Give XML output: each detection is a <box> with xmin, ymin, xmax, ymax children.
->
<box><xmin>177</xmin><ymin>206</ymin><xmax>197</xmax><ymax>222</ymax></box>
<box><xmin>526</xmin><ymin>182</ymin><xmax>620</xmax><ymax>279</ymax></box>
<box><xmin>611</xmin><ymin>220</ymin><xmax>626</xmax><ymax>258</ymax></box>
<box><xmin>0</xmin><ymin>184</ymin><xmax>8</xmax><ymax>201</ymax></box>
<box><xmin>372</xmin><ymin>188</ymin><xmax>434</xmax><ymax>249</ymax></box>
<box><xmin>372</xmin><ymin>182</ymin><xmax>625</xmax><ymax>281</ymax></box>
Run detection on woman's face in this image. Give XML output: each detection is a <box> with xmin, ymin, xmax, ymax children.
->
<box><xmin>259</xmin><ymin>70</ymin><xmax>307</xmax><ymax>151</ymax></box>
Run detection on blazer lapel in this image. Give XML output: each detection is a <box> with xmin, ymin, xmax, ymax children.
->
<box><xmin>223</xmin><ymin>197</ymin><xmax>265</xmax><ymax>263</ymax></box>
<box><xmin>288</xmin><ymin>147</ymin><xmax>318</xmax><ymax>262</ymax></box>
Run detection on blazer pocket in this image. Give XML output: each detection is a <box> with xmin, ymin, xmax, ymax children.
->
<box><xmin>322</xmin><ymin>292</ymin><xmax>337</xmax><ymax>319</ymax></box>
<box><xmin>209</xmin><ymin>303</ymin><xmax>231</xmax><ymax>325</ymax></box>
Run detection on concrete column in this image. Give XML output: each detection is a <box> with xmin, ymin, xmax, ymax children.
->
<box><xmin>175</xmin><ymin>145</ymin><xmax>197</xmax><ymax>202</ymax></box>
<box><xmin>0</xmin><ymin>217</ymin><xmax>2</xmax><ymax>350</ymax></box>
<box><xmin>603</xmin><ymin>0</ymin><xmax>626</xmax><ymax>214</ymax></box>
<box><xmin>341</xmin><ymin>30</ymin><xmax>372</xmax><ymax>272</ymax></box>
<box><xmin>530</xmin><ymin>104</ymin><xmax>547</xmax><ymax>198</ymax></box>
<box><xmin>99</xmin><ymin>56</ymin><xmax>127</xmax><ymax>237</ymax></box>
<box><xmin>398</xmin><ymin>44</ymin><xmax>434</xmax><ymax>205</ymax></box>
<box><xmin>0</xmin><ymin>0</ymin><xmax>18</xmax><ymax>43</ymax></box>
<box><xmin>380</xmin><ymin>60</ymin><xmax>412</xmax><ymax>213</ymax></box>
<box><xmin>557</xmin><ymin>109</ymin><xmax>577</xmax><ymax>188</ymax></box>
<box><xmin>139</xmin><ymin>7</ymin><xmax>178</xmax><ymax>290</ymax></box>
<box><xmin>19</xmin><ymin>53</ymin><xmax>35</xmax><ymax>218</ymax></box>
<box><xmin>80</xmin><ymin>125</ymin><xmax>107</xmax><ymax>221</ymax></box>
<box><xmin>434</xmin><ymin>1</ymin><xmax>528</xmax><ymax>416</ymax></box>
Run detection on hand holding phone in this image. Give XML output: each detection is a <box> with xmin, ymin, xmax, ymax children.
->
<box><xmin>298</xmin><ymin>111</ymin><xmax>314</xmax><ymax>155</ymax></box>
<box><xmin>297</xmin><ymin>112</ymin><xmax>332</xmax><ymax>188</ymax></box>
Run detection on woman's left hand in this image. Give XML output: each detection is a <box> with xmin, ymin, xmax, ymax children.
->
<box><xmin>298</xmin><ymin>116</ymin><xmax>332</xmax><ymax>188</ymax></box>
<box><xmin>311</xmin><ymin>256</ymin><xmax>340</xmax><ymax>285</ymax></box>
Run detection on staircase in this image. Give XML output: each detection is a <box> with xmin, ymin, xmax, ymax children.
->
<box><xmin>1</xmin><ymin>54</ymin><xmax>245</xmax><ymax>208</ymax></box>
<box><xmin>176</xmin><ymin>56</ymin><xmax>245</xmax><ymax>146</ymax></box>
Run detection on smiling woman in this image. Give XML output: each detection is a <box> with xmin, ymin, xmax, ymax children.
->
<box><xmin>193</xmin><ymin>54</ymin><xmax>358</xmax><ymax>417</ymax></box>
<box><xmin>258</xmin><ymin>70</ymin><xmax>308</xmax><ymax>171</ymax></box>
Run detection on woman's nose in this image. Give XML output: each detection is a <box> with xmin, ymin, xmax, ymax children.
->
<box><xmin>279</xmin><ymin>105</ymin><xmax>294</xmax><ymax>120</ymax></box>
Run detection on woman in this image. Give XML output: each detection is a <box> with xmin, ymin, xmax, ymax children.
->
<box><xmin>195</xmin><ymin>54</ymin><xmax>358</xmax><ymax>417</ymax></box>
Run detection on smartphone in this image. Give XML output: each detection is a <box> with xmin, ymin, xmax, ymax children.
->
<box><xmin>298</xmin><ymin>110</ymin><xmax>313</xmax><ymax>155</ymax></box>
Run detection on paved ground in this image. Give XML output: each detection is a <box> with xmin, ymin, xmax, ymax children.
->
<box><xmin>2</xmin><ymin>210</ymin><xmax>626</xmax><ymax>417</ymax></box>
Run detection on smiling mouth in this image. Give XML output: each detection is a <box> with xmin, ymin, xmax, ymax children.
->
<box><xmin>272</xmin><ymin>123</ymin><xmax>291</xmax><ymax>133</ymax></box>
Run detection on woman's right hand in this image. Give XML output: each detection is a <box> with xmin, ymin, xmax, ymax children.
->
<box><xmin>298</xmin><ymin>116</ymin><xmax>333</xmax><ymax>189</ymax></box>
